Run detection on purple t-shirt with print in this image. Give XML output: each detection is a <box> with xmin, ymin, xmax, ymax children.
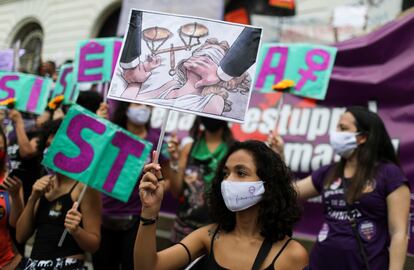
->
<box><xmin>102</xmin><ymin>128</ymin><xmax>168</xmax><ymax>217</ymax></box>
<box><xmin>309</xmin><ymin>162</ymin><xmax>409</xmax><ymax>270</ymax></box>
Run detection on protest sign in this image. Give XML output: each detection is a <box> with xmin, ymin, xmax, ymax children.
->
<box><xmin>0</xmin><ymin>50</ymin><xmax>14</xmax><ymax>72</ymax></box>
<box><xmin>116</xmin><ymin>0</ymin><xmax>225</xmax><ymax>36</ymax></box>
<box><xmin>0</xmin><ymin>72</ymin><xmax>52</xmax><ymax>114</ymax></box>
<box><xmin>255</xmin><ymin>43</ymin><xmax>337</xmax><ymax>100</ymax></box>
<box><xmin>73</xmin><ymin>38</ymin><xmax>123</xmax><ymax>84</ymax></box>
<box><xmin>53</xmin><ymin>64</ymin><xmax>79</xmax><ymax>104</ymax></box>
<box><xmin>108</xmin><ymin>9</ymin><xmax>262</xmax><ymax>123</ymax></box>
<box><xmin>42</xmin><ymin>104</ymin><xmax>152</xmax><ymax>202</ymax></box>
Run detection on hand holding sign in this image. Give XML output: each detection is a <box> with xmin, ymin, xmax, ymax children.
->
<box><xmin>96</xmin><ymin>102</ymin><xmax>109</xmax><ymax>119</ymax></box>
<box><xmin>64</xmin><ymin>202</ymin><xmax>82</xmax><ymax>235</ymax></box>
<box><xmin>31</xmin><ymin>175</ymin><xmax>54</xmax><ymax>201</ymax></box>
<box><xmin>8</xmin><ymin>109</ymin><xmax>23</xmax><ymax>125</ymax></box>
<box><xmin>267</xmin><ymin>130</ymin><xmax>285</xmax><ymax>159</ymax></box>
<box><xmin>139</xmin><ymin>151</ymin><xmax>165</xmax><ymax>219</ymax></box>
<box><xmin>42</xmin><ymin>104</ymin><xmax>152</xmax><ymax>202</ymax></box>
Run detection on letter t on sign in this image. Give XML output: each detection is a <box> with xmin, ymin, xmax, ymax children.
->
<box><xmin>102</xmin><ymin>132</ymin><xmax>145</xmax><ymax>193</ymax></box>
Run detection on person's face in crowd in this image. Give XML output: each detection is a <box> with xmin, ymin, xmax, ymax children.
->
<box><xmin>222</xmin><ymin>150</ymin><xmax>259</xmax><ymax>183</ymax></box>
<box><xmin>336</xmin><ymin>112</ymin><xmax>367</xmax><ymax>146</ymax></box>
<box><xmin>336</xmin><ymin>112</ymin><xmax>358</xmax><ymax>132</ymax></box>
<box><xmin>40</xmin><ymin>62</ymin><xmax>55</xmax><ymax>77</ymax></box>
<box><xmin>126</xmin><ymin>103</ymin><xmax>151</xmax><ymax>126</ymax></box>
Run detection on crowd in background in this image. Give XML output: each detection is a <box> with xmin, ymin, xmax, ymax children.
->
<box><xmin>0</xmin><ymin>60</ymin><xmax>410</xmax><ymax>270</ymax></box>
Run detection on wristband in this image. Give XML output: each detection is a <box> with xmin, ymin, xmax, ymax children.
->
<box><xmin>140</xmin><ymin>215</ymin><xmax>157</xmax><ymax>226</ymax></box>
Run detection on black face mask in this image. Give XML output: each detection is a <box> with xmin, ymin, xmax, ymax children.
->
<box><xmin>200</xmin><ymin>117</ymin><xmax>227</xmax><ymax>133</ymax></box>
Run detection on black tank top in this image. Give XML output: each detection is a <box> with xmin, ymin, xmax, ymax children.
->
<box><xmin>31</xmin><ymin>182</ymin><xmax>84</xmax><ymax>260</ymax></box>
<box><xmin>198</xmin><ymin>227</ymin><xmax>292</xmax><ymax>270</ymax></box>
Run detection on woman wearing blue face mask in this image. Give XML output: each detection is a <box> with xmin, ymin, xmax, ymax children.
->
<box><xmin>93</xmin><ymin>101</ymin><xmax>173</xmax><ymax>270</ymax></box>
<box><xmin>269</xmin><ymin>106</ymin><xmax>410</xmax><ymax>270</ymax></box>
<box><xmin>134</xmin><ymin>140</ymin><xmax>308</xmax><ymax>270</ymax></box>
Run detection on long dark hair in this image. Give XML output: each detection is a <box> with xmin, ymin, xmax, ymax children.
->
<box><xmin>325</xmin><ymin>106</ymin><xmax>399</xmax><ymax>203</ymax></box>
<box><xmin>36</xmin><ymin>119</ymin><xmax>63</xmax><ymax>153</ymax></box>
<box><xmin>0</xmin><ymin>126</ymin><xmax>7</xmax><ymax>175</ymax></box>
<box><xmin>189</xmin><ymin>116</ymin><xmax>234</xmax><ymax>146</ymax></box>
<box><xmin>208</xmin><ymin>140</ymin><xmax>301</xmax><ymax>242</ymax></box>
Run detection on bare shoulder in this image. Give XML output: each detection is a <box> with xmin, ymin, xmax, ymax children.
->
<box><xmin>279</xmin><ymin>239</ymin><xmax>309</xmax><ymax>268</ymax></box>
<box><xmin>189</xmin><ymin>224</ymin><xmax>219</xmax><ymax>245</ymax></box>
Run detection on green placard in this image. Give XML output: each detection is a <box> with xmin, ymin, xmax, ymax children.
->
<box><xmin>42</xmin><ymin>104</ymin><xmax>153</xmax><ymax>202</ymax></box>
<box><xmin>73</xmin><ymin>38</ymin><xmax>122</xmax><ymax>84</ymax></box>
<box><xmin>53</xmin><ymin>64</ymin><xmax>80</xmax><ymax>105</ymax></box>
<box><xmin>255</xmin><ymin>43</ymin><xmax>337</xmax><ymax>100</ymax></box>
<box><xmin>0</xmin><ymin>72</ymin><xmax>52</xmax><ymax>114</ymax></box>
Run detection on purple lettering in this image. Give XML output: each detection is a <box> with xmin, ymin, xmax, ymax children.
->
<box><xmin>78</xmin><ymin>41</ymin><xmax>105</xmax><ymax>82</ymax></box>
<box><xmin>255</xmin><ymin>46</ymin><xmax>288</xmax><ymax>89</ymax></box>
<box><xmin>102</xmin><ymin>132</ymin><xmax>145</xmax><ymax>193</ymax></box>
<box><xmin>296</xmin><ymin>49</ymin><xmax>331</xmax><ymax>91</ymax></box>
<box><xmin>53</xmin><ymin>114</ymin><xmax>106</xmax><ymax>173</ymax></box>
<box><xmin>26</xmin><ymin>78</ymin><xmax>43</xmax><ymax>111</ymax></box>
<box><xmin>0</xmin><ymin>75</ymin><xmax>18</xmax><ymax>101</ymax></box>
<box><xmin>59</xmin><ymin>67</ymin><xmax>73</xmax><ymax>93</ymax></box>
<box><xmin>111</xmin><ymin>40</ymin><xmax>122</xmax><ymax>76</ymax></box>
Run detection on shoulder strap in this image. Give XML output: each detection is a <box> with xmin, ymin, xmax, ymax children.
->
<box><xmin>251</xmin><ymin>238</ymin><xmax>273</xmax><ymax>270</ymax></box>
<box><xmin>346</xmin><ymin>204</ymin><xmax>371</xmax><ymax>270</ymax></box>
<box><xmin>209</xmin><ymin>226</ymin><xmax>220</xmax><ymax>257</ymax></box>
<box><xmin>270</xmin><ymin>238</ymin><xmax>292</xmax><ymax>265</ymax></box>
<box><xmin>68</xmin><ymin>181</ymin><xmax>79</xmax><ymax>194</ymax></box>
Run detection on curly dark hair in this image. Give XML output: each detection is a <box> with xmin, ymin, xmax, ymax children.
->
<box><xmin>208</xmin><ymin>140</ymin><xmax>301</xmax><ymax>242</ymax></box>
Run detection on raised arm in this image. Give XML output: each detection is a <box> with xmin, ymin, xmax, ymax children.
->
<box><xmin>267</xmin><ymin>131</ymin><xmax>319</xmax><ymax>200</ymax></box>
<box><xmin>9</xmin><ymin>109</ymin><xmax>38</xmax><ymax>158</ymax></box>
<box><xmin>134</xmin><ymin>153</ymin><xmax>205</xmax><ymax>270</ymax></box>
<box><xmin>387</xmin><ymin>184</ymin><xmax>410</xmax><ymax>270</ymax></box>
<box><xmin>167</xmin><ymin>140</ymin><xmax>192</xmax><ymax>198</ymax></box>
<box><xmin>64</xmin><ymin>185</ymin><xmax>102</xmax><ymax>253</ymax></box>
<box><xmin>294</xmin><ymin>176</ymin><xmax>320</xmax><ymax>200</ymax></box>
<box><xmin>16</xmin><ymin>175</ymin><xmax>53</xmax><ymax>243</ymax></box>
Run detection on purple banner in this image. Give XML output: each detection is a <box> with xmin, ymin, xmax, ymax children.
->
<box><xmin>152</xmin><ymin>12</ymin><xmax>414</xmax><ymax>254</ymax></box>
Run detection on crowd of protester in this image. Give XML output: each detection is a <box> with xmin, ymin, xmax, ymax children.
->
<box><xmin>0</xmin><ymin>60</ymin><xmax>410</xmax><ymax>270</ymax></box>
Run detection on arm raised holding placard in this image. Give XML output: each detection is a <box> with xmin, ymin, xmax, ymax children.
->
<box><xmin>9</xmin><ymin>109</ymin><xmax>38</xmax><ymax>158</ymax></box>
<box><xmin>65</xmin><ymin>185</ymin><xmax>101</xmax><ymax>253</ymax></box>
<box><xmin>134</xmin><ymin>155</ymin><xmax>206</xmax><ymax>270</ymax></box>
<box><xmin>16</xmin><ymin>175</ymin><xmax>53</xmax><ymax>243</ymax></box>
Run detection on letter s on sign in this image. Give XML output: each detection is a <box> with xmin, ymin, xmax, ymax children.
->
<box><xmin>53</xmin><ymin>114</ymin><xmax>106</xmax><ymax>173</ymax></box>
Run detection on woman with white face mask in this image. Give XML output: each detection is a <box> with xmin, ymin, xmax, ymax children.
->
<box><xmin>268</xmin><ymin>106</ymin><xmax>410</xmax><ymax>270</ymax></box>
<box><xmin>134</xmin><ymin>140</ymin><xmax>308</xmax><ymax>270</ymax></box>
<box><xmin>93</xmin><ymin>102</ymin><xmax>173</xmax><ymax>270</ymax></box>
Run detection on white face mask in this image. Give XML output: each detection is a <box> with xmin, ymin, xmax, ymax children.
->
<box><xmin>329</xmin><ymin>131</ymin><xmax>359</xmax><ymax>158</ymax></box>
<box><xmin>126</xmin><ymin>107</ymin><xmax>150</xmax><ymax>125</ymax></box>
<box><xmin>221</xmin><ymin>180</ymin><xmax>265</xmax><ymax>212</ymax></box>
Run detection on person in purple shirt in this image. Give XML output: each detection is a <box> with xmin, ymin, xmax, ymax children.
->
<box><xmin>92</xmin><ymin>101</ymin><xmax>173</xmax><ymax>270</ymax></box>
<box><xmin>269</xmin><ymin>106</ymin><xmax>410</xmax><ymax>270</ymax></box>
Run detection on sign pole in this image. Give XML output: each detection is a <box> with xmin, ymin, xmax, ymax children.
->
<box><xmin>153</xmin><ymin>109</ymin><xmax>170</xmax><ymax>164</ymax></box>
<box><xmin>57</xmin><ymin>184</ymin><xmax>88</xmax><ymax>247</ymax></box>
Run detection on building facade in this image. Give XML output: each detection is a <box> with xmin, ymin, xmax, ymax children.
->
<box><xmin>0</xmin><ymin>0</ymin><xmax>121</xmax><ymax>73</ymax></box>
